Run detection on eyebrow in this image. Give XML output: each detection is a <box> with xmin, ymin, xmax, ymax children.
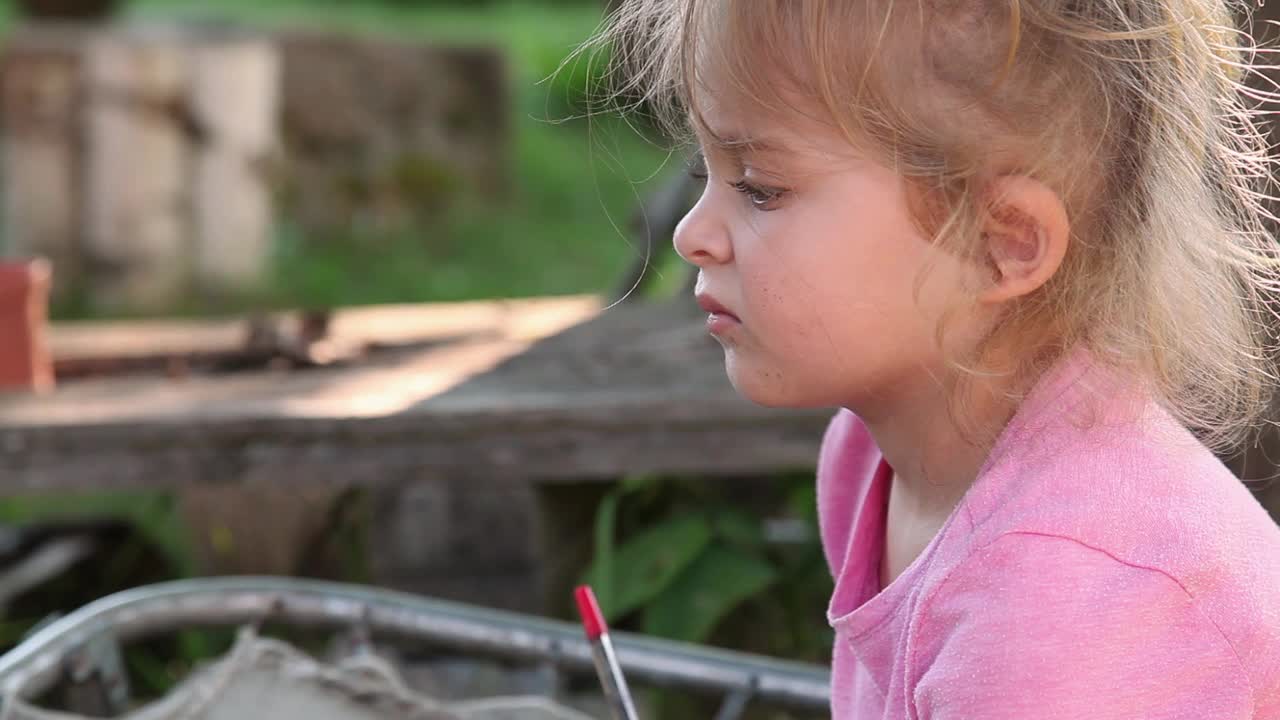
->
<box><xmin>715</xmin><ymin>131</ymin><xmax>787</xmax><ymax>151</ymax></box>
<box><xmin>704</xmin><ymin>133</ymin><xmax>790</xmax><ymax>159</ymax></box>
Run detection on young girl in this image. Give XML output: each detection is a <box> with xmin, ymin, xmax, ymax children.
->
<box><xmin>584</xmin><ymin>0</ymin><xmax>1280</xmax><ymax>717</ymax></box>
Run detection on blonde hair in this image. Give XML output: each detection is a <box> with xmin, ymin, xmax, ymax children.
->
<box><xmin>578</xmin><ymin>0</ymin><xmax>1280</xmax><ymax>452</ymax></box>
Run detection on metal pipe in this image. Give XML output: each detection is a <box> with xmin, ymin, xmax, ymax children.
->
<box><xmin>0</xmin><ymin>577</ymin><xmax>830</xmax><ymax>711</ymax></box>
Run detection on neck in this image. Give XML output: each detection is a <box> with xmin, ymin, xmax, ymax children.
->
<box><xmin>857</xmin><ymin>369</ymin><xmax>1018</xmax><ymax>517</ymax></box>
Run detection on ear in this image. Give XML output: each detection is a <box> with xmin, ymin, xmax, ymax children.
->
<box><xmin>977</xmin><ymin>175</ymin><xmax>1070</xmax><ymax>304</ymax></box>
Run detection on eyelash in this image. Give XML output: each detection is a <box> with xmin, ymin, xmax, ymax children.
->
<box><xmin>728</xmin><ymin>179</ymin><xmax>784</xmax><ymax>210</ymax></box>
<box><xmin>687</xmin><ymin>164</ymin><xmax>786</xmax><ymax>211</ymax></box>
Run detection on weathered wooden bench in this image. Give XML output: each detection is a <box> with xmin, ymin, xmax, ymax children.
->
<box><xmin>0</xmin><ymin>295</ymin><xmax>832</xmax><ymax>611</ymax></box>
<box><xmin>0</xmin><ymin>296</ymin><xmax>828</xmax><ymax>486</ymax></box>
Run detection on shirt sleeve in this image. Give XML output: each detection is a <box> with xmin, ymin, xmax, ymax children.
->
<box><xmin>911</xmin><ymin>532</ymin><xmax>1252</xmax><ymax>719</ymax></box>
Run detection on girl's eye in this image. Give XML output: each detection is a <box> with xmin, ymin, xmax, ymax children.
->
<box><xmin>729</xmin><ymin>179</ymin><xmax>785</xmax><ymax>210</ymax></box>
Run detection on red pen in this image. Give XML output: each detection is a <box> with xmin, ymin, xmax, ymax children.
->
<box><xmin>574</xmin><ymin>585</ymin><xmax>640</xmax><ymax>720</ymax></box>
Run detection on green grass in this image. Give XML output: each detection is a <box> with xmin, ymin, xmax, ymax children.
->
<box><xmin>110</xmin><ymin>0</ymin><xmax>682</xmax><ymax>315</ymax></box>
<box><xmin>265</xmin><ymin>117</ymin><xmax>678</xmax><ymax>308</ymax></box>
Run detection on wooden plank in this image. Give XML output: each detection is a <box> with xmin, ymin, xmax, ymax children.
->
<box><xmin>0</xmin><ymin>401</ymin><xmax>827</xmax><ymax>491</ymax></box>
<box><xmin>0</xmin><ymin>297</ymin><xmax>831</xmax><ymax>490</ymax></box>
<box><xmin>46</xmin><ymin>295</ymin><xmax>600</xmax><ymax>361</ymax></box>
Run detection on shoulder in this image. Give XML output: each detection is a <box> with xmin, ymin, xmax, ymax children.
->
<box><xmin>909</xmin><ymin>531</ymin><xmax>1252</xmax><ymax>719</ymax></box>
<box><xmin>964</xmin><ymin>396</ymin><xmax>1280</xmax><ymax>627</ymax></box>
<box><xmin>962</xmin><ymin>394</ymin><xmax>1280</xmax><ymax>613</ymax></box>
<box><xmin>816</xmin><ymin>409</ymin><xmax>881</xmax><ymax>577</ymax></box>
<box><xmin>915</xmin><ymin>531</ymin><xmax>1221</xmax><ymax>632</ymax></box>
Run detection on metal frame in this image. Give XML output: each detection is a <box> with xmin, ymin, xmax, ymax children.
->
<box><xmin>0</xmin><ymin>577</ymin><xmax>830</xmax><ymax>718</ymax></box>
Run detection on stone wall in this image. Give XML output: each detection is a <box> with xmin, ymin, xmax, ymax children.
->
<box><xmin>0</xmin><ymin>25</ymin><xmax>509</xmax><ymax>312</ymax></box>
<box><xmin>0</xmin><ymin>24</ymin><xmax>278</xmax><ymax>312</ymax></box>
<box><xmin>275</xmin><ymin>32</ymin><xmax>507</xmax><ymax>237</ymax></box>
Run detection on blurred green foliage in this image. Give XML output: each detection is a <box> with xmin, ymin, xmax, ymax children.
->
<box><xmin>0</xmin><ymin>0</ymin><xmax>684</xmax><ymax>334</ymax></box>
<box><xmin>0</xmin><ymin>492</ymin><xmax>191</xmax><ymax>574</ymax></box>
<box><xmin>33</xmin><ymin>0</ymin><xmax>676</xmax><ymax>317</ymax></box>
<box><xmin>582</xmin><ymin>474</ymin><xmax>834</xmax><ymax>660</ymax></box>
<box><xmin>581</xmin><ymin>473</ymin><xmax>833</xmax><ymax>719</ymax></box>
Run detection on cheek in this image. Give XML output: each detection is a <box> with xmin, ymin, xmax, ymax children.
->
<box><xmin>738</xmin><ymin>255</ymin><xmax>861</xmax><ymax>375</ymax></box>
<box><xmin>743</xmin><ymin>211</ymin><xmax>948</xmax><ymax>362</ymax></box>
<box><xmin>737</xmin><ymin>249</ymin><xmax>825</xmax><ymax>333</ymax></box>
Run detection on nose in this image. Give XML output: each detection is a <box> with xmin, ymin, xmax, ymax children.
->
<box><xmin>673</xmin><ymin>191</ymin><xmax>733</xmax><ymax>267</ymax></box>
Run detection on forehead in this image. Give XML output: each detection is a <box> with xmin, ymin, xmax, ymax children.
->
<box><xmin>690</xmin><ymin>91</ymin><xmax>864</xmax><ymax>169</ymax></box>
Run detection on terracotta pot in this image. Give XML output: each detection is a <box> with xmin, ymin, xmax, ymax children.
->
<box><xmin>0</xmin><ymin>259</ymin><xmax>54</xmax><ymax>393</ymax></box>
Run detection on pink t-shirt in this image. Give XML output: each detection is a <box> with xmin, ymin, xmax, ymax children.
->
<box><xmin>817</xmin><ymin>348</ymin><xmax>1280</xmax><ymax>719</ymax></box>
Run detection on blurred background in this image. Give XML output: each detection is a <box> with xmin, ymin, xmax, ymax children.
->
<box><xmin>5</xmin><ymin>0</ymin><xmax>679</xmax><ymax>317</ymax></box>
<box><xmin>0</xmin><ymin>1</ymin><xmax>836</xmax><ymax>718</ymax></box>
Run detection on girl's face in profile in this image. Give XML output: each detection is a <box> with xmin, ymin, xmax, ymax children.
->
<box><xmin>675</xmin><ymin>99</ymin><xmax>987</xmax><ymax>417</ymax></box>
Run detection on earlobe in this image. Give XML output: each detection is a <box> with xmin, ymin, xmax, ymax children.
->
<box><xmin>977</xmin><ymin>176</ymin><xmax>1070</xmax><ymax>304</ymax></box>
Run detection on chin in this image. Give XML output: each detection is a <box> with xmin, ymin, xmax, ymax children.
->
<box><xmin>724</xmin><ymin>354</ymin><xmax>831</xmax><ymax>408</ymax></box>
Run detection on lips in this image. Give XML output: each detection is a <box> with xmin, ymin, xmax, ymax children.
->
<box><xmin>696</xmin><ymin>293</ymin><xmax>738</xmax><ymax>320</ymax></box>
<box><xmin>695</xmin><ymin>293</ymin><xmax>741</xmax><ymax>336</ymax></box>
